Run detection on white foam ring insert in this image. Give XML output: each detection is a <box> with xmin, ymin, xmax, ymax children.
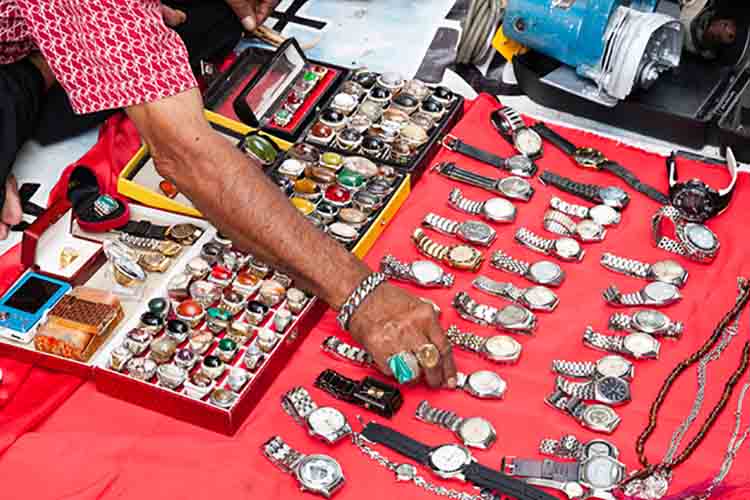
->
<box><xmin>35</xmin><ymin>209</ymin><xmax>102</xmax><ymax>279</ymax></box>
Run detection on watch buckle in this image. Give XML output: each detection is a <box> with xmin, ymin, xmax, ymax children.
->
<box><xmin>441</xmin><ymin>134</ymin><xmax>458</xmax><ymax>151</ymax></box>
<box><xmin>501</xmin><ymin>457</ymin><xmax>517</xmax><ymax>475</ymax></box>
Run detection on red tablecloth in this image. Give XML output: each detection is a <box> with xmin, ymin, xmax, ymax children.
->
<box><xmin>2</xmin><ymin>94</ymin><xmax>750</xmax><ymax>499</ymax></box>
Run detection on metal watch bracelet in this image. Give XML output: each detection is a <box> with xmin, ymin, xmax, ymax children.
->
<box><xmin>337</xmin><ymin>272</ymin><xmax>388</xmax><ymax>331</ymax></box>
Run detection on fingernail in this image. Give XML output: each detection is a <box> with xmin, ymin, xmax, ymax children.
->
<box><xmin>446</xmin><ymin>377</ymin><xmax>457</xmax><ymax>389</ymax></box>
<box><xmin>242</xmin><ymin>16</ymin><xmax>257</xmax><ymax>32</ymax></box>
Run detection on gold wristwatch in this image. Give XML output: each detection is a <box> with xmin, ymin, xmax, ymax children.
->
<box><xmin>412</xmin><ymin>228</ymin><xmax>483</xmax><ymax>272</ymax></box>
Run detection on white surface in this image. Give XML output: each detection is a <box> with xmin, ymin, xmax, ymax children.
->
<box><xmin>35</xmin><ymin>210</ymin><xmax>101</xmax><ymax>279</ymax></box>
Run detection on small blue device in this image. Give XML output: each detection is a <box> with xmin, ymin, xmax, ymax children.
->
<box><xmin>0</xmin><ymin>272</ymin><xmax>71</xmax><ymax>343</ymax></box>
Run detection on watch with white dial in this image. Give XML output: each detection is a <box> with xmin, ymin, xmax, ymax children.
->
<box><xmin>555</xmin><ymin>375</ymin><xmax>632</xmax><ymax>406</ymax></box>
<box><xmin>456</xmin><ymin>370</ymin><xmax>507</xmax><ymax>400</ymax></box>
<box><xmin>503</xmin><ymin>454</ymin><xmax>625</xmax><ymax>493</ymax></box>
<box><xmin>281</xmin><ymin>387</ymin><xmax>352</xmax><ymax>444</ymax></box>
<box><xmin>551</xmin><ymin>355</ymin><xmax>634</xmax><ymax>381</ymax></box>
<box><xmin>446</xmin><ymin>325</ymin><xmax>522</xmax><ymax>364</ymax></box>
<box><xmin>542</xmin><ymin>210</ymin><xmax>607</xmax><ymax>243</ymax></box>
<box><xmin>412</xmin><ymin>229</ymin><xmax>484</xmax><ymax>272</ymax></box>
<box><xmin>491</xmin><ymin>250</ymin><xmax>566</xmax><ymax>287</ymax></box>
<box><xmin>600</xmin><ymin>253</ymin><xmax>689</xmax><ymax>288</ymax></box>
<box><xmin>453</xmin><ymin>291</ymin><xmax>538</xmax><ymax>334</ymax></box>
<box><xmin>262</xmin><ymin>436</ymin><xmax>345</xmax><ymax>498</ymax></box>
<box><xmin>539</xmin><ymin>435</ymin><xmax>620</xmax><ymax>461</ymax></box>
<box><xmin>490</xmin><ymin>107</ymin><xmax>544</xmax><ymax>160</ymax></box>
<box><xmin>540</xmin><ymin>171</ymin><xmax>630</xmax><ymax>210</ymax></box>
<box><xmin>608</xmin><ymin>309</ymin><xmax>684</xmax><ymax>339</ymax></box>
<box><xmin>472</xmin><ymin>275</ymin><xmax>559</xmax><ymax>312</ymax></box>
<box><xmin>433</xmin><ymin>162</ymin><xmax>535</xmax><ymax>202</ymax></box>
<box><xmin>441</xmin><ymin>135</ymin><xmax>538</xmax><ymax>177</ymax></box>
<box><xmin>380</xmin><ymin>255</ymin><xmax>455</xmax><ymax>288</ymax></box>
<box><xmin>415</xmin><ymin>400</ymin><xmax>497</xmax><ymax>449</ymax></box>
<box><xmin>423</xmin><ymin>213</ymin><xmax>497</xmax><ymax>247</ymax></box>
<box><xmin>651</xmin><ymin>205</ymin><xmax>720</xmax><ymax>263</ymax></box>
<box><xmin>603</xmin><ymin>282</ymin><xmax>682</xmax><ymax>307</ymax></box>
<box><xmin>549</xmin><ymin>197</ymin><xmax>621</xmax><ymax>227</ymax></box>
<box><xmin>515</xmin><ymin>228</ymin><xmax>585</xmax><ymax>262</ymax></box>
<box><xmin>545</xmin><ymin>389</ymin><xmax>622</xmax><ymax>434</ymax></box>
<box><xmin>448</xmin><ymin>188</ymin><xmax>517</xmax><ymax>224</ymax></box>
<box><xmin>583</xmin><ymin>327</ymin><xmax>661</xmax><ymax>360</ymax></box>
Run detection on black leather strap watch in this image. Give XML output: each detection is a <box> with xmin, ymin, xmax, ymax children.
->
<box><xmin>118</xmin><ymin>220</ymin><xmax>170</xmax><ymax>240</ymax></box>
<box><xmin>314</xmin><ymin>369</ymin><xmax>403</xmax><ymax>418</ymax></box>
<box><xmin>361</xmin><ymin>422</ymin><xmax>557</xmax><ymax>500</ymax></box>
<box><xmin>540</xmin><ymin>171</ymin><xmax>630</xmax><ymax>210</ymax></box>
<box><xmin>533</xmin><ymin>123</ymin><xmax>669</xmax><ymax>205</ymax></box>
<box><xmin>442</xmin><ymin>135</ymin><xmax>538</xmax><ymax>178</ymax></box>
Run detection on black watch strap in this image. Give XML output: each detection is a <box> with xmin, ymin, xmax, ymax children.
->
<box><xmin>119</xmin><ymin>220</ymin><xmax>169</xmax><ymax>240</ymax></box>
<box><xmin>315</xmin><ymin>369</ymin><xmax>403</xmax><ymax>418</ymax></box>
<box><xmin>601</xmin><ymin>161</ymin><xmax>669</xmax><ymax>205</ymax></box>
<box><xmin>464</xmin><ymin>463</ymin><xmax>558</xmax><ymax>500</ymax></box>
<box><xmin>361</xmin><ymin>422</ymin><xmax>431</xmax><ymax>464</ymax></box>
<box><xmin>532</xmin><ymin>123</ymin><xmax>577</xmax><ymax>156</ymax></box>
<box><xmin>540</xmin><ymin>170</ymin><xmax>600</xmax><ymax>204</ymax></box>
<box><xmin>505</xmin><ymin>458</ymin><xmax>580</xmax><ymax>482</ymax></box>
<box><xmin>314</xmin><ymin>369</ymin><xmax>358</xmax><ymax>402</ymax></box>
<box><xmin>444</xmin><ymin>137</ymin><xmax>506</xmax><ymax>169</ymax></box>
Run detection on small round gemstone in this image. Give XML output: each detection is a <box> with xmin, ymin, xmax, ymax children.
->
<box><xmin>219</xmin><ymin>338</ymin><xmax>237</xmax><ymax>352</ymax></box>
<box><xmin>203</xmin><ymin>355</ymin><xmax>222</xmax><ymax>368</ymax></box>
<box><xmin>177</xmin><ymin>300</ymin><xmax>203</xmax><ymax>318</ymax></box>
<box><xmin>325</xmin><ymin>185</ymin><xmax>352</xmax><ymax>204</ymax></box>
<box><xmin>167</xmin><ymin>319</ymin><xmax>190</xmax><ymax>335</ymax></box>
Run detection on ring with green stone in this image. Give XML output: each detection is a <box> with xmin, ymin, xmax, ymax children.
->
<box><xmin>387</xmin><ymin>351</ymin><xmax>421</xmax><ymax>384</ymax></box>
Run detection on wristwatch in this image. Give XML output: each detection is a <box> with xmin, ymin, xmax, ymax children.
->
<box><xmin>490</xmin><ymin>107</ymin><xmax>544</xmax><ymax>160</ymax></box>
<box><xmin>539</xmin><ymin>435</ymin><xmax>620</xmax><ymax>461</ymax></box>
<box><xmin>603</xmin><ymin>282</ymin><xmax>682</xmax><ymax>307</ymax></box>
<box><xmin>503</xmin><ymin>454</ymin><xmax>626</xmax><ymax>492</ymax></box>
<box><xmin>549</xmin><ymin>197</ymin><xmax>621</xmax><ymax>227</ymax></box>
<box><xmin>441</xmin><ymin>135</ymin><xmax>538</xmax><ymax>177</ymax></box>
<box><xmin>412</xmin><ymin>229</ymin><xmax>484</xmax><ymax>272</ymax></box>
<box><xmin>651</xmin><ymin>205</ymin><xmax>720</xmax><ymax>263</ymax></box>
<box><xmin>490</xmin><ymin>250</ymin><xmax>565</xmax><ymax>287</ymax></box>
<box><xmin>600</xmin><ymin>252</ymin><xmax>689</xmax><ymax>288</ymax></box>
<box><xmin>117</xmin><ymin>220</ymin><xmax>169</xmax><ymax>240</ymax></box>
<box><xmin>380</xmin><ymin>254</ymin><xmax>455</xmax><ymax>288</ymax></box>
<box><xmin>262</xmin><ymin>436</ymin><xmax>345</xmax><ymax>498</ymax></box>
<box><xmin>540</xmin><ymin>170</ymin><xmax>630</xmax><ymax>210</ymax></box>
<box><xmin>448</xmin><ymin>188</ymin><xmax>517</xmax><ymax>224</ymax></box>
<box><xmin>453</xmin><ymin>291</ymin><xmax>537</xmax><ymax>335</ymax></box>
<box><xmin>472</xmin><ymin>275</ymin><xmax>559</xmax><ymax>312</ymax></box>
<box><xmin>456</xmin><ymin>370</ymin><xmax>508</xmax><ymax>399</ymax></box>
<box><xmin>542</xmin><ymin>210</ymin><xmax>606</xmax><ymax>243</ymax></box>
<box><xmin>667</xmin><ymin>149</ymin><xmax>738</xmax><ymax>223</ymax></box>
<box><xmin>515</xmin><ymin>228</ymin><xmax>585</xmax><ymax>262</ymax></box>
<box><xmin>609</xmin><ymin>310</ymin><xmax>684</xmax><ymax>339</ymax></box>
<box><xmin>321</xmin><ymin>336</ymin><xmax>374</xmax><ymax>367</ymax></box>
<box><xmin>551</xmin><ymin>355</ymin><xmax>635</xmax><ymax>381</ymax></box>
<box><xmin>555</xmin><ymin>375</ymin><xmax>632</xmax><ymax>406</ymax></box>
<box><xmin>533</xmin><ymin>123</ymin><xmax>668</xmax><ymax>205</ymax></box>
<box><xmin>281</xmin><ymin>387</ymin><xmax>352</xmax><ymax>444</ymax></box>
<box><xmin>583</xmin><ymin>327</ymin><xmax>661</xmax><ymax>360</ymax></box>
<box><xmin>415</xmin><ymin>400</ymin><xmax>497</xmax><ymax>449</ymax></box>
<box><xmin>433</xmin><ymin>162</ymin><xmax>535</xmax><ymax>202</ymax></box>
<box><xmin>545</xmin><ymin>389</ymin><xmax>622</xmax><ymax>434</ymax></box>
<box><xmin>446</xmin><ymin>325</ymin><xmax>522</xmax><ymax>364</ymax></box>
<box><xmin>423</xmin><ymin>213</ymin><xmax>497</xmax><ymax>247</ymax></box>
<box><xmin>360</xmin><ymin>422</ymin><xmax>557</xmax><ymax>500</ymax></box>
<box><xmin>314</xmin><ymin>369</ymin><xmax>403</xmax><ymax>419</ymax></box>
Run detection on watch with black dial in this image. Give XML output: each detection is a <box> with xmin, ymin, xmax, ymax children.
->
<box><xmin>359</xmin><ymin>422</ymin><xmax>557</xmax><ymax>500</ymax></box>
<box><xmin>515</xmin><ymin>228</ymin><xmax>585</xmax><ymax>262</ymax></box>
<box><xmin>281</xmin><ymin>387</ymin><xmax>352</xmax><ymax>444</ymax></box>
<box><xmin>545</xmin><ymin>390</ymin><xmax>621</xmax><ymax>434</ymax></box>
<box><xmin>446</xmin><ymin>325</ymin><xmax>522</xmax><ymax>364</ymax></box>
<box><xmin>423</xmin><ymin>213</ymin><xmax>497</xmax><ymax>247</ymax></box>
<box><xmin>603</xmin><ymin>282</ymin><xmax>682</xmax><ymax>307</ymax></box>
<box><xmin>314</xmin><ymin>369</ymin><xmax>403</xmax><ymax>419</ymax></box>
<box><xmin>472</xmin><ymin>275</ymin><xmax>559</xmax><ymax>312</ymax></box>
<box><xmin>540</xmin><ymin>170</ymin><xmax>630</xmax><ymax>210</ymax></box>
<box><xmin>433</xmin><ymin>162</ymin><xmax>534</xmax><ymax>202</ymax></box>
<box><xmin>609</xmin><ymin>310</ymin><xmax>684</xmax><ymax>339</ymax></box>
<box><xmin>415</xmin><ymin>400</ymin><xmax>497</xmax><ymax>449</ymax></box>
<box><xmin>549</xmin><ymin>196</ymin><xmax>621</xmax><ymax>227</ymax></box>
<box><xmin>542</xmin><ymin>210</ymin><xmax>607</xmax><ymax>243</ymax></box>
<box><xmin>453</xmin><ymin>291</ymin><xmax>537</xmax><ymax>335</ymax></box>
<box><xmin>456</xmin><ymin>370</ymin><xmax>508</xmax><ymax>400</ymax></box>
<box><xmin>380</xmin><ymin>255</ymin><xmax>455</xmax><ymax>288</ymax></box>
<box><xmin>551</xmin><ymin>355</ymin><xmax>634</xmax><ymax>381</ymax></box>
<box><xmin>441</xmin><ymin>135</ymin><xmax>538</xmax><ymax>177</ymax></box>
<box><xmin>651</xmin><ymin>205</ymin><xmax>720</xmax><ymax>263</ymax></box>
<box><xmin>600</xmin><ymin>252</ymin><xmax>689</xmax><ymax>288</ymax></box>
<box><xmin>667</xmin><ymin>148</ymin><xmax>738</xmax><ymax>223</ymax></box>
<box><xmin>262</xmin><ymin>436</ymin><xmax>345</xmax><ymax>498</ymax></box>
<box><xmin>490</xmin><ymin>250</ymin><xmax>565</xmax><ymax>287</ymax></box>
<box><xmin>448</xmin><ymin>188</ymin><xmax>517</xmax><ymax>224</ymax></box>
<box><xmin>412</xmin><ymin>229</ymin><xmax>484</xmax><ymax>272</ymax></box>
<box><xmin>583</xmin><ymin>327</ymin><xmax>661</xmax><ymax>360</ymax></box>
<box><xmin>490</xmin><ymin>107</ymin><xmax>543</xmax><ymax>160</ymax></box>
<box><xmin>555</xmin><ymin>375</ymin><xmax>632</xmax><ymax>406</ymax></box>
<box><xmin>533</xmin><ymin>122</ymin><xmax>668</xmax><ymax>205</ymax></box>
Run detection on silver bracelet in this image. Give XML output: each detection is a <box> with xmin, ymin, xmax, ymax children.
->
<box><xmin>336</xmin><ymin>273</ymin><xmax>388</xmax><ymax>331</ymax></box>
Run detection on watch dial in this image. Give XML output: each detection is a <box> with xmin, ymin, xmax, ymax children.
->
<box><xmin>514</xmin><ymin>129</ymin><xmax>542</xmax><ymax>155</ymax></box>
<box><xmin>584</xmin><ymin>440</ymin><xmax>616</xmax><ymax>458</ymax></box>
<box><xmin>482</xmin><ymin>198</ymin><xmax>516</xmax><ymax>221</ymax></box>
<box><xmin>448</xmin><ymin>246</ymin><xmax>480</xmax><ymax>265</ymax></box>
<box><xmin>308</xmin><ymin>407</ymin><xmax>347</xmax><ymax>436</ymax></box>
<box><xmin>583</xmin><ymin>405</ymin><xmax>618</xmax><ymax>429</ymax></box>
<box><xmin>685</xmin><ymin>223</ymin><xmax>718</xmax><ymax>251</ymax></box>
<box><xmin>672</xmin><ymin>184</ymin><xmax>713</xmax><ymax>221</ymax></box>
<box><xmin>410</xmin><ymin>260</ymin><xmax>444</xmax><ymax>285</ymax></box>
<box><xmin>499</xmin><ymin>177</ymin><xmax>531</xmax><ymax>197</ymax></box>
<box><xmin>582</xmin><ymin>456</ymin><xmax>623</xmax><ymax>490</ymax></box>
<box><xmin>458</xmin><ymin>417</ymin><xmax>495</xmax><ymax>445</ymax></box>
<box><xmin>554</xmin><ymin>238</ymin><xmax>582</xmax><ymax>259</ymax></box>
<box><xmin>429</xmin><ymin>445</ymin><xmax>471</xmax><ymax>473</ymax></box>
<box><xmin>297</xmin><ymin>455</ymin><xmax>342</xmax><ymax>491</ymax></box>
<box><xmin>577</xmin><ymin>220</ymin><xmax>605</xmax><ymax>241</ymax></box>
<box><xmin>596</xmin><ymin>355</ymin><xmax>631</xmax><ymax>379</ymax></box>
<box><xmin>495</xmin><ymin>304</ymin><xmax>530</xmax><ymax>326</ymax></box>
<box><xmin>485</xmin><ymin>335</ymin><xmax>521</xmax><ymax>358</ymax></box>
<box><xmin>588</xmin><ymin>205</ymin><xmax>620</xmax><ymax>226</ymax></box>
<box><xmin>623</xmin><ymin>332</ymin><xmax>659</xmax><ymax>357</ymax></box>
<box><xmin>650</xmin><ymin>260</ymin><xmax>686</xmax><ymax>284</ymax></box>
<box><xmin>529</xmin><ymin>261</ymin><xmax>563</xmax><ymax>285</ymax></box>
<box><xmin>458</xmin><ymin>221</ymin><xmax>495</xmax><ymax>243</ymax></box>
<box><xmin>598</xmin><ymin>187</ymin><xmax>628</xmax><ymax>207</ymax></box>
<box><xmin>644</xmin><ymin>282</ymin><xmax>679</xmax><ymax>302</ymax></box>
<box><xmin>506</xmin><ymin>155</ymin><xmax>533</xmax><ymax>172</ymax></box>
<box><xmin>633</xmin><ymin>310</ymin><xmax>668</xmax><ymax>333</ymax></box>
<box><xmin>523</xmin><ymin>286</ymin><xmax>557</xmax><ymax>308</ymax></box>
<box><xmin>467</xmin><ymin>370</ymin><xmax>507</xmax><ymax>397</ymax></box>
<box><xmin>597</xmin><ymin>376</ymin><xmax>630</xmax><ymax>404</ymax></box>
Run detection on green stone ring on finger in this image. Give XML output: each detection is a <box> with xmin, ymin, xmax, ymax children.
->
<box><xmin>387</xmin><ymin>351</ymin><xmax>421</xmax><ymax>384</ymax></box>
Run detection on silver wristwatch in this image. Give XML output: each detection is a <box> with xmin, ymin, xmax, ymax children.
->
<box><xmin>415</xmin><ymin>400</ymin><xmax>497</xmax><ymax>450</ymax></box>
<box><xmin>583</xmin><ymin>326</ymin><xmax>661</xmax><ymax>360</ymax></box>
<box><xmin>422</xmin><ymin>213</ymin><xmax>497</xmax><ymax>247</ymax></box>
<box><xmin>545</xmin><ymin>389</ymin><xmax>622</xmax><ymax>434</ymax></box>
<box><xmin>549</xmin><ymin>197</ymin><xmax>621</xmax><ymax>227</ymax></box>
<box><xmin>652</xmin><ymin>205</ymin><xmax>720</xmax><ymax>263</ymax></box>
<box><xmin>472</xmin><ymin>275</ymin><xmax>559</xmax><ymax>312</ymax></box>
<box><xmin>453</xmin><ymin>291</ymin><xmax>537</xmax><ymax>335</ymax></box>
<box><xmin>321</xmin><ymin>336</ymin><xmax>374</xmax><ymax>366</ymax></box>
<box><xmin>539</xmin><ymin>435</ymin><xmax>620</xmax><ymax>461</ymax></box>
<box><xmin>432</xmin><ymin>162</ymin><xmax>535</xmax><ymax>202</ymax></box>
<box><xmin>600</xmin><ymin>252</ymin><xmax>689</xmax><ymax>288</ymax></box>
<box><xmin>555</xmin><ymin>375</ymin><xmax>632</xmax><ymax>406</ymax></box>
<box><xmin>491</xmin><ymin>250</ymin><xmax>565</xmax><ymax>287</ymax></box>
<box><xmin>456</xmin><ymin>370</ymin><xmax>507</xmax><ymax>399</ymax></box>
<box><xmin>603</xmin><ymin>282</ymin><xmax>682</xmax><ymax>307</ymax></box>
<box><xmin>551</xmin><ymin>355</ymin><xmax>634</xmax><ymax>381</ymax></box>
<box><xmin>263</xmin><ymin>436</ymin><xmax>345</xmax><ymax>498</ymax></box>
<box><xmin>448</xmin><ymin>188</ymin><xmax>516</xmax><ymax>224</ymax></box>
<box><xmin>542</xmin><ymin>210</ymin><xmax>607</xmax><ymax>243</ymax></box>
<box><xmin>281</xmin><ymin>387</ymin><xmax>352</xmax><ymax>444</ymax></box>
<box><xmin>380</xmin><ymin>254</ymin><xmax>455</xmax><ymax>288</ymax></box>
<box><xmin>515</xmin><ymin>228</ymin><xmax>585</xmax><ymax>262</ymax></box>
<box><xmin>446</xmin><ymin>325</ymin><xmax>522</xmax><ymax>364</ymax></box>
<box><xmin>503</xmin><ymin>453</ymin><xmax>625</xmax><ymax>493</ymax></box>
<box><xmin>609</xmin><ymin>309</ymin><xmax>684</xmax><ymax>339</ymax></box>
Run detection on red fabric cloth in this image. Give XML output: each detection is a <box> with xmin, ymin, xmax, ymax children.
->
<box><xmin>2</xmin><ymin>94</ymin><xmax>750</xmax><ymax>499</ymax></box>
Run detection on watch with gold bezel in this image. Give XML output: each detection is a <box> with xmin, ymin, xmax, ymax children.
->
<box><xmin>412</xmin><ymin>229</ymin><xmax>483</xmax><ymax>272</ymax></box>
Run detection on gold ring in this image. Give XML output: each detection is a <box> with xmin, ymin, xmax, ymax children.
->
<box><xmin>415</xmin><ymin>343</ymin><xmax>441</xmax><ymax>370</ymax></box>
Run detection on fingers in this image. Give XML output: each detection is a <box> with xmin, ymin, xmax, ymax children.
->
<box><xmin>399</xmin><ymin>323</ymin><xmax>443</xmax><ymax>388</ymax></box>
<box><xmin>422</xmin><ymin>311</ymin><xmax>458</xmax><ymax>388</ymax></box>
<box><xmin>2</xmin><ymin>176</ymin><xmax>22</xmax><ymax>227</ymax></box>
<box><xmin>255</xmin><ymin>0</ymin><xmax>279</xmax><ymax>25</ymax></box>
<box><xmin>364</xmin><ymin>321</ymin><xmax>401</xmax><ymax>376</ymax></box>
<box><xmin>160</xmin><ymin>5</ymin><xmax>187</xmax><ymax>27</ymax></box>
<box><xmin>0</xmin><ymin>223</ymin><xmax>8</xmax><ymax>241</ymax></box>
<box><xmin>224</xmin><ymin>0</ymin><xmax>259</xmax><ymax>31</ymax></box>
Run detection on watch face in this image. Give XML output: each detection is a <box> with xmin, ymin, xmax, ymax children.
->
<box><xmin>596</xmin><ymin>355</ymin><xmax>632</xmax><ymax>379</ymax></box>
<box><xmin>513</xmin><ymin>128</ymin><xmax>542</xmax><ymax>155</ymax></box>
<box><xmin>650</xmin><ymin>260</ymin><xmax>686</xmax><ymax>285</ymax></box>
<box><xmin>429</xmin><ymin>444</ymin><xmax>471</xmax><ymax>473</ymax></box>
<box><xmin>457</xmin><ymin>417</ymin><xmax>495</xmax><ymax>447</ymax></box>
<box><xmin>576</xmin><ymin>220</ymin><xmax>605</xmax><ymax>241</ymax></box>
<box><xmin>672</xmin><ymin>183</ymin><xmax>714</xmax><ymax>222</ymax></box>
<box><xmin>529</xmin><ymin>261</ymin><xmax>563</xmax><ymax>285</ymax></box>
<box><xmin>495</xmin><ymin>304</ymin><xmax>530</xmax><ymax>327</ymax></box>
<box><xmin>297</xmin><ymin>455</ymin><xmax>343</xmax><ymax>492</ymax></box>
<box><xmin>482</xmin><ymin>198</ymin><xmax>516</xmax><ymax>222</ymax></box>
<box><xmin>582</xmin><ymin>404</ymin><xmax>619</xmax><ymax>432</ymax></box>
<box><xmin>643</xmin><ymin>282</ymin><xmax>680</xmax><ymax>302</ymax></box>
<box><xmin>623</xmin><ymin>332</ymin><xmax>659</xmax><ymax>357</ymax></box>
<box><xmin>598</xmin><ymin>187</ymin><xmax>629</xmax><ymax>208</ymax></box>
<box><xmin>523</xmin><ymin>286</ymin><xmax>558</xmax><ymax>309</ymax></box>
<box><xmin>458</xmin><ymin>221</ymin><xmax>496</xmax><ymax>245</ymax></box>
<box><xmin>581</xmin><ymin>456</ymin><xmax>624</xmax><ymax>490</ymax></box>
<box><xmin>467</xmin><ymin>370</ymin><xmax>507</xmax><ymax>398</ymax></box>
<box><xmin>685</xmin><ymin>223</ymin><xmax>719</xmax><ymax>251</ymax></box>
<box><xmin>448</xmin><ymin>246</ymin><xmax>482</xmax><ymax>268</ymax></box>
<box><xmin>410</xmin><ymin>260</ymin><xmax>444</xmax><ymax>285</ymax></box>
<box><xmin>597</xmin><ymin>376</ymin><xmax>630</xmax><ymax>404</ymax></box>
<box><xmin>584</xmin><ymin>440</ymin><xmax>618</xmax><ymax>459</ymax></box>
<box><xmin>632</xmin><ymin>310</ymin><xmax>668</xmax><ymax>333</ymax></box>
<box><xmin>498</xmin><ymin>177</ymin><xmax>532</xmax><ymax>198</ymax></box>
<box><xmin>307</xmin><ymin>407</ymin><xmax>348</xmax><ymax>436</ymax></box>
<box><xmin>554</xmin><ymin>238</ymin><xmax>583</xmax><ymax>260</ymax></box>
<box><xmin>484</xmin><ymin>335</ymin><xmax>521</xmax><ymax>359</ymax></box>
<box><xmin>588</xmin><ymin>205</ymin><xmax>621</xmax><ymax>226</ymax></box>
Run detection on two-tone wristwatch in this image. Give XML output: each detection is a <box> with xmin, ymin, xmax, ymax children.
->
<box><xmin>651</xmin><ymin>205</ymin><xmax>720</xmax><ymax>263</ymax></box>
<box><xmin>423</xmin><ymin>213</ymin><xmax>497</xmax><ymax>247</ymax></box>
<box><xmin>539</xmin><ymin>435</ymin><xmax>620</xmax><ymax>462</ymax></box>
<box><xmin>542</xmin><ymin>210</ymin><xmax>607</xmax><ymax>243</ymax></box>
<box><xmin>609</xmin><ymin>310</ymin><xmax>684</xmax><ymax>339</ymax></box>
<box><xmin>555</xmin><ymin>375</ymin><xmax>632</xmax><ymax>407</ymax></box>
<box><xmin>490</xmin><ymin>107</ymin><xmax>544</xmax><ymax>160</ymax></box>
<box><xmin>281</xmin><ymin>387</ymin><xmax>352</xmax><ymax>444</ymax></box>
<box><xmin>262</xmin><ymin>436</ymin><xmax>345</xmax><ymax>498</ymax></box>
<box><xmin>321</xmin><ymin>336</ymin><xmax>374</xmax><ymax>366</ymax></box>
<box><xmin>583</xmin><ymin>327</ymin><xmax>661</xmax><ymax>360</ymax></box>
<box><xmin>515</xmin><ymin>228</ymin><xmax>585</xmax><ymax>262</ymax></box>
<box><xmin>412</xmin><ymin>228</ymin><xmax>484</xmax><ymax>272</ymax></box>
<box><xmin>600</xmin><ymin>252</ymin><xmax>689</xmax><ymax>288</ymax></box>
<box><xmin>380</xmin><ymin>255</ymin><xmax>455</xmax><ymax>288</ymax></box>
<box><xmin>540</xmin><ymin>171</ymin><xmax>630</xmax><ymax>210</ymax></box>
<box><xmin>415</xmin><ymin>400</ymin><xmax>497</xmax><ymax>450</ymax></box>
<box><xmin>549</xmin><ymin>197</ymin><xmax>621</xmax><ymax>227</ymax></box>
<box><xmin>491</xmin><ymin>250</ymin><xmax>566</xmax><ymax>287</ymax></box>
<box><xmin>472</xmin><ymin>275</ymin><xmax>559</xmax><ymax>312</ymax></box>
<box><xmin>603</xmin><ymin>282</ymin><xmax>682</xmax><ymax>307</ymax></box>
<box><xmin>545</xmin><ymin>389</ymin><xmax>622</xmax><ymax>434</ymax></box>
<box><xmin>446</xmin><ymin>325</ymin><xmax>522</xmax><ymax>364</ymax></box>
<box><xmin>456</xmin><ymin>370</ymin><xmax>508</xmax><ymax>400</ymax></box>
<box><xmin>448</xmin><ymin>188</ymin><xmax>517</xmax><ymax>224</ymax></box>
<box><xmin>453</xmin><ymin>291</ymin><xmax>538</xmax><ymax>334</ymax></box>
<box><xmin>551</xmin><ymin>355</ymin><xmax>634</xmax><ymax>381</ymax></box>
<box><xmin>502</xmin><ymin>453</ymin><xmax>626</xmax><ymax>493</ymax></box>
<box><xmin>441</xmin><ymin>135</ymin><xmax>538</xmax><ymax>177</ymax></box>
<box><xmin>433</xmin><ymin>162</ymin><xmax>535</xmax><ymax>202</ymax></box>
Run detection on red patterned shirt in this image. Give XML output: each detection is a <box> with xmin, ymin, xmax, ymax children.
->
<box><xmin>0</xmin><ymin>0</ymin><xmax>197</xmax><ymax>114</ymax></box>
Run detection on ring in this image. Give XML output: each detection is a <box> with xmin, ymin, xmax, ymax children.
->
<box><xmin>415</xmin><ymin>343</ymin><xmax>441</xmax><ymax>369</ymax></box>
<box><xmin>387</xmin><ymin>351</ymin><xmax>421</xmax><ymax>384</ymax></box>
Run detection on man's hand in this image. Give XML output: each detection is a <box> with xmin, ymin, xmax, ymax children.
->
<box><xmin>348</xmin><ymin>283</ymin><xmax>458</xmax><ymax>389</ymax></box>
<box><xmin>224</xmin><ymin>0</ymin><xmax>280</xmax><ymax>31</ymax></box>
<box><xmin>0</xmin><ymin>176</ymin><xmax>23</xmax><ymax>240</ymax></box>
